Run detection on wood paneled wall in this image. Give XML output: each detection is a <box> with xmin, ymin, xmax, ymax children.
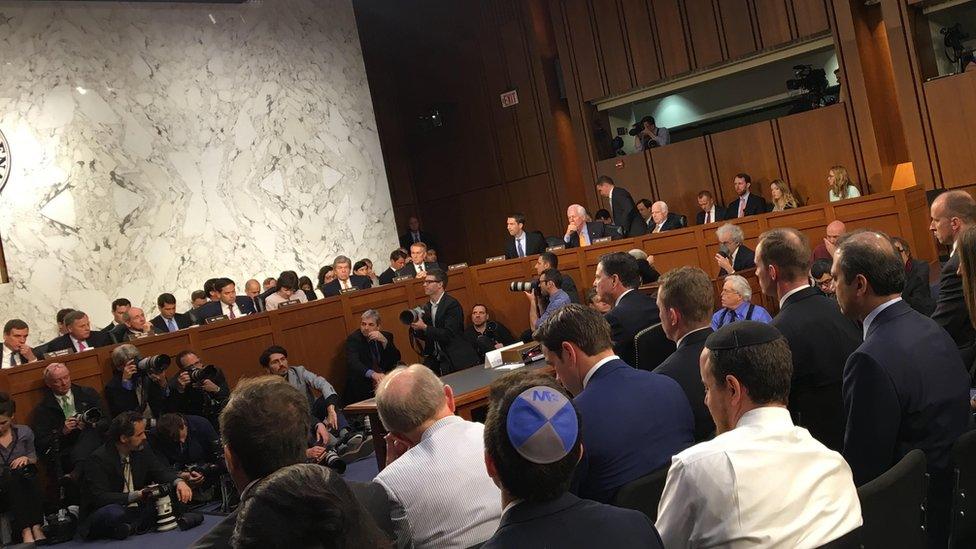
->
<box><xmin>2</xmin><ymin>187</ymin><xmax>933</xmax><ymax>418</ymax></box>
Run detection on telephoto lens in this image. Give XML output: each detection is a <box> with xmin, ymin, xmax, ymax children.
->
<box><xmin>509</xmin><ymin>280</ymin><xmax>539</xmax><ymax>292</ymax></box>
<box><xmin>399</xmin><ymin>306</ymin><xmax>425</xmax><ymax>325</ymax></box>
<box><xmin>136</xmin><ymin>354</ymin><xmax>171</xmax><ymax>375</ymax></box>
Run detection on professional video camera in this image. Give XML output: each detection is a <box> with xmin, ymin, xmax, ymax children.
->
<box><xmin>399</xmin><ymin>306</ymin><xmax>425</xmax><ymax>325</ymax></box>
<box><xmin>510</xmin><ymin>280</ymin><xmax>539</xmax><ymax>292</ymax></box>
<box><xmin>786</xmin><ymin>64</ymin><xmax>832</xmax><ymax>113</ymax></box>
<box><xmin>135</xmin><ymin>354</ymin><xmax>171</xmax><ymax>376</ymax></box>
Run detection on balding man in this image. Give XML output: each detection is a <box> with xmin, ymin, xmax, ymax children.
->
<box><xmin>109</xmin><ymin>307</ymin><xmax>162</xmax><ymax>342</ymax></box>
<box><xmin>42</xmin><ymin>311</ymin><xmax>115</xmax><ymax>356</ymax></box>
<box><xmin>563</xmin><ymin>204</ymin><xmax>609</xmax><ymax>248</ymax></box>
<box><xmin>930</xmin><ymin>190</ymin><xmax>976</xmax><ymax>364</ymax></box>
<box><xmin>372</xmin><ymin>365</ymin><xmax>501</xmax><ymax>548</ymax></box>
<box><xmin>813</xmin><ymin>220</ymin><xmax>845</xmax><ymax>261</ymax></box>
<box><xmin>649</xmin><ymin>201</ymin><xmax>681</xmax><ymax>233</ymax></box>
<box><xmin>244</xmin><ymin>279</ymin><xmax>264</xmax><ymax>312</ymax></box>
<box><xmin>32</xmin><ymin>363</ymin><xmax>109</xmax><ymax>475</ymax></box>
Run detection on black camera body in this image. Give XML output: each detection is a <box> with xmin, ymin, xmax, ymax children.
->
<box><xmin>135</xmin><ymin>354</ymin><xmax>171</xmax><ymax>376</ymax></box>
<box><xmin>0</xmin><ymin>462</ymin><xmax>38</xmax><ymax>487</ymax></box>
<box><xmin>75</xmin><ymin>405</ymin><xmax>103</xmax><ymax>428</ymax></box>
<box><xmin>143</xmin><ymin>483</ymin><xmax>171</xmax><ymax>500</ymax></box>
<box><xmin>187</xmin><ymin>364</ymin><xmax>218</xmax><ymax>384</ymax></box>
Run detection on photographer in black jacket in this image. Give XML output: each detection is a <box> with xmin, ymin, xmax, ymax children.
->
<box><xmin>104</xmin><ymin>344</ymin><xmax>173</xmax><ymax>419</ymax></box>
<box><xmin>151</xmin><ymin>413</ymin><xmax>220</xmax><ymax>492</ymax></box>
<box><xmin>170</xmin><ymin>350</ymin><xmax>230</xmax><ymax>428</ymax></box>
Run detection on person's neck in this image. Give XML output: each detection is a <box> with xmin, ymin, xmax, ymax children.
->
<box><xmin>514</xmin><ymin>230</ymin><xmax>524</xmax><ymax>239</ymax></box>
<box><xmin>579</xmin><ymin>349</ymin><xmax>616</xmax><ymax>379</ymax></box>
<box><xmin>776</xmin><ymin>278</ymin><xmax>808</xmax><ymax>300</ymax></box>
<box><xmin>222</xmin><ymin>300</ymin><xmax>235</xmax><ymax>308</ymax></box>
<box><xmin>405</xmin><ymin>408</ymin><xmax>453</xmax><ymax>445</ymax></box>
<box><xmin>474</xmin><ymin>323</ymin><xmax>486</xmax><ymax>333</ymax></box>
<box><xmin>430</xmin><ymin>290</ymin><xmax>444</xmax><ymax>303</ymax></box>
<box><xmin>500</xmin><ymin>486</ymin><xmax>516</xmax><ymax>510</ymax></box>
<box><xmin>732</xmin><ymin>402</ymin><xmax>786</xmax><ymax>428</ymax></box>
<box><xmin>858</xmin><ymin>293</ymin><xmax>901</xmax><ymax>321</ymax></box>
<box><xmin>672</xmin><ymin>321</ymin><xmax>709</xmax><ymax>343</ymax></box>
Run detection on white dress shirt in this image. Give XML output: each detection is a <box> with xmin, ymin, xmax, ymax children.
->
<box><xmin>862</xmin><ymin>297</ymin><xmax>902</xmax><ymax>339</ymax></box>
<box><xmin>702</xmin><ymin>205</ymin><xmax>718</xmax><ymax>224</ymax></box>
<box><xmin>656</xmin><ymin>407</ymin><xmax>862</xmax><ymax>549</ymax></box>
<box><xmin>265</xmin><ymin>290</ymin><xmax>309</xmax><ymax>311</ymax></box>
<box><xmin>514</xmin><ymin>232</ymin><xmax>527</xmax><ymax>257</ymax></box>
<box><xmin>778</xmin><ymin>284</ymin><xmax>810</xmax><ymax>309</ymax></box>
<box><xmin>223</xmin><ymin>301</ymin><xmax>244</xmax><ymax>319</ymax></box>
<box><xmin>70</xmin><ymin>336</ymin><xmax>90</xmax><ymax>352</ymax></box>
<box><xmin>2</xmin><ymin>344</ymin><xmax>24</xmax><ymax>368</ymax></box>
<box><xmin>373</xmin><ymin>416</ymin><xmax>501</xmax><ymax>549</ymax></box>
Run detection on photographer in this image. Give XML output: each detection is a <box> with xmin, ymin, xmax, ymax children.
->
<box><xmin>0</xmin><ymin>392</ymin><xmax>46</xmax><ymax>544</ymax></box>
<box><xmin>259</xmin><ymin>345</ymin><xmax>345</xmax><ymax>447</ymax></box>
<box><xmin>632</xmin><ymin>115</ymin><xmax>669</xmax><ymax>151</ymax></box>
<box><xmin>171</xmin><ymin>350</ymin><xmax>229</xmax><ymax>427</ymax></box>
<box><xmin>80</xmin><ymin>411</ymin><xmax>192</xmax><ymax>540</ymax></box>
<box><xmin>151</xmin><ymin>413</ymin><xmax>219</xmax><ymax>490</ymax></box>
<box><xmin>527</xmin><ymin>269</ymin><xmax>571</xmax><ymax>330</ymax></box>
<box><xmin>463</xmin><ymin>304</ymin><xmax>516</xmax><ymax>360</ymax></box>
<box><xmin>32</xmin><ymin>363</ymin><xmax>109</xmax><ymax>477</ymax></box>
<box><xmin>104</xmin><ymin>344</ymin><xmax>173</xmax><ymax>419</ymax></box>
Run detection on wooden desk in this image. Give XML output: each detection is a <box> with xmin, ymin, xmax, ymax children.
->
<box><xmin>344</xmin><ymin>361</ymin><xmax>553</xmax><ymax>471</ymax></box>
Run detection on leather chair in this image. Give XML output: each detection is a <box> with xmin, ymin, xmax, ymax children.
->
<box><xmin>612</xmin><ymin>464</ymin><xmax>669</xmax><ymax>521</ymax></box>
<box><xmin>950</xmin><ymin>429</ymin><xmax>976</xmax><ymax>548</ymax></box>
<box><xmin>633</xmin><ymin>323</ymin><xmax>675</xmax><ymax>372</ymax></box>
<box><xmin>857</xmin><ymin>449</ymin><xmax>927</xmax><ymax>549</ymax></box>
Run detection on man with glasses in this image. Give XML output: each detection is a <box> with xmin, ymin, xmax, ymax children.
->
<box><xmin>811</xmin><ymin>259</ymin><xmax>835</xmax><ymax>297</ymax></box>
<box><xmin>526</xmin><ymin>269</ymin><xmax>572</xmax><ymax>331</ymax></box>
<box><xmin>409</xmin><ymin>270</ymin><xmax>479</xmax><ymax>375</ymax></box>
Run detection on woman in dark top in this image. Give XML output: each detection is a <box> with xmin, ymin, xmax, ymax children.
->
<box><xmin>316</xmin><ymin>265</ymin><xmax>336</xmax><ymax>295</ymax></box>
<box><xmin>298</xmin><ymin>276</ymin><xmax>318</xmax><ymax>301</ymax></box>
<box><xmin>0</xmin><ymin>392</ymin><xmax>46</xmax><ymax>544</ymax></box>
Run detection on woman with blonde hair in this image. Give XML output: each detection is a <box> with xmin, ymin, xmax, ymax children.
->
<box><xmin>827</xmin><ymin>165</ymin><xmax>861</xmax><ymax>202</ymax></box>
<box><xmin>768</xmin><ymin>179</ymin><xmax>800</xmax><ymax>211</ymax></box>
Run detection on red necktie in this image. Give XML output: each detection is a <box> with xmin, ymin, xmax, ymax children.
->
<box><xmin>78</xmin><ymin>341</ymin><xmax>87</xmax><ymax>352</ymax></box>
<box><xmin>705</xmin><ymin>211</ymin><xmax>710</xmax><ymax>223</ymax></box>
<box><xmin>228</xmin><ymin>304</ymin><xmax>236</xmax><ymax>319</ymax></box>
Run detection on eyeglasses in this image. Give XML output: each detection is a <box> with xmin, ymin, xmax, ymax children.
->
<box><xmin>894</xmin><ymin>247</ymin><xmax>905</xmax><ymax>254</ymax></box>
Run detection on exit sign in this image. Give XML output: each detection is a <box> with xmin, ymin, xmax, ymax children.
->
<box><xmin>500</xmin><ymin>89</ymin><xmax>519</xmax><ymax>108</ymax></box>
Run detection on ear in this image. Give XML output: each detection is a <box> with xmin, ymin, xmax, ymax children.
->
<box><xmin>854</xmin><ymin>273</ymin><xmax>869</xmax><ymax>297</ymax></box>
<box><xmin>444</xmin><ymin>384</ymin><xmax>456</xmax><ymax>413</ymax></box>
<box><xmin>725</xmin><ymin>374</ymin><xmax>740</xmax><ymax>402</ymax></box>
<box><xmin>667</xmin><ymin>307</ymin><xmax>680</xmax><ymax>328</ymax></box>
<box><xmin>484</xmin><ymin>450</ymin><xmax>498</xmax><ymax>480</ymax></box>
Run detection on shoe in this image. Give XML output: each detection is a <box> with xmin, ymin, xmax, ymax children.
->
<box><xmin>338</xmin><ymin>434</ymin><xmax>373</xmax><ymax>463</ymax></box>
<box><xmin>110</xmin><ymin>523</ymin><xmax>131</xmax><ymax>540</ymax></box>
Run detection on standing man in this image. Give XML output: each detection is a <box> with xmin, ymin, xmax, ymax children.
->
<box><xmin>150</xmin><ymin>293</ymin><xmax>194</xmax><ymax>333</ymax></box>
<box><xmin>929</xmin><ymin>189</ymin><xmax>976</xmax><ymax>364</ymax></box>
<box><xmin>755</xmin><ymin>228</ymin><xmax>860</xmax><ymax>451</ymax></box>
<box><xmin>2</xmin><ymin>319</ymin><xmax>39</xmax><ymax>367</ymax></box>
<box><xmin>398</xmin><ymin>216</ymin><xmax>438</xmax><ymax>252</ymax></box>
<box><xmin>724</xmin><ymin>173</ymin><xmax>767</xmax><ymax>219</ymax></box>
<box><xmin>595</xmin><ymin>176</ymin><xmax>646</xmax><ymax>237</ymax></box>
<box><xmin>409</xmin><ymin>270</ymin><xmax>479</xmax><ymax>375</ymax></box>
<box><xmin>695</xmin><ymin>190</ymin><xmax>725</xmax><ymax>225</ymax></box>
<box><xmin>194</xmin><ymin>278</ymin><xmax>256</xmax><ymax>324</ymax></box>
<box><xmin>504</xmin><ymin>213</ymin><xmax>546</xmax><ymax>259</ymax></box>
<box><xmin>594</xmin><ymin>252</ymin><xmax>660</xmax><ymax>367</ymax></box>
<box><xmin>563</xmin><ymin>205</ymin><xmax>609</xmax><ymax>248</ymax></box>
<box><xmin>345</xmin><ymin>310</ymin><xmax>401</xmax><ymax>406</ymax></box>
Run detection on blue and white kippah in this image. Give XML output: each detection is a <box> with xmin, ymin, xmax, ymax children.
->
<box><xmin>506</xmin><ymin>386</ymin><xmax>578</xmax><ymax>464</ymax></box>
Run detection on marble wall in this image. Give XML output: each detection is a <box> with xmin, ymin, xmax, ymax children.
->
<box><xmin>0</xmin><ymin>0</ymin><xmax>397</xmax><ymax>342</ymax></box>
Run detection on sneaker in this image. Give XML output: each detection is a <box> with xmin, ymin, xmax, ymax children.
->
<box><xmin>337</xmin><ymin>434</ymin><xmax>373</xmax><ymax>463</ymax></box>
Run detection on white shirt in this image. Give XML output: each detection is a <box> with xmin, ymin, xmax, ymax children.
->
<box><xmin>223</xmin><ymin>301</ymin><xmax>244</xmax><ymax>319</ymax></box>
<box><xmin>339</xmin><ymin>277</ymin><xmax>352</xmax><ymax>290</ymax></box>
<box><xmin>514</xmin><ymin>232</ymin><xmax>527</xmax><ymax>257</ymax></box>
<box><xmin>656</xmin><ymin>407</ymin><xmax>862</xmax><ymax>549</ymax></box>
<box><xmin>429</xmin><ymin>292</ymin><xmax>444</xmax><ymax>322</ymax></box>
<box><xmin>265</xmin><ymin>290</ymin><xmax>309</xmax><ymax>311</ymax></box>
<box><xmin>414</xmin><ymin>262</ymin><xmax>426</xmax><ymax>273</ymax></box>
<box><xmin>374</xmin><ymin>416</ymin><xmax>501</xmax><ymax>549</ymax></box>
<box><xmin>702</xmin><ymin>205</ymin><xmax>718</xmax><ymax>224</ymax></box>
<box><xmin>778</xmin><ymin>284</ymin><xmax>810</xmax><ymax>309</ymax></box>
<box><xmin>70</xmin><ymin>336</ymin><xmax>89</xmax><ymax>352</ymax></box>
<box><xmin>1</xmin><ymin>344</ymin><xmax>24</xmax><ymax>368</ymax></box>
<box><xmin>862</xmin><ymin>297</ymin><xmax>902</xmax><ymax>339</ymax></box>
<box><xmin>614</xmin><ymin>289</ymin><xmax>634</xmax><ymax>308</ymax></box>
<box><xmin>582</xmin><ymin>354</ymin><xmax>620</xmax><ymax>389</ymax></box>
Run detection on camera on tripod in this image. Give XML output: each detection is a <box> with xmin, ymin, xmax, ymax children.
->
<box><xmin>135</xmin><ymin>354</ymin><xmax>171</xmax><ymax>376</ymax></box>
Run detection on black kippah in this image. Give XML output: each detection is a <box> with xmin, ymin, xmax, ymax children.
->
<box><xmin>705</xmin><ymin>320</ymin><xmax>783</xmax><ymax>351</ymax></box>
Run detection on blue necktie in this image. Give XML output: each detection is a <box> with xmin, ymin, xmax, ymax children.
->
<box><xmin>166</xmin><ymin>318</ymin><xmax>178</xmax><ymax>332</ymax></box>
<box><xmin>517</xmin><ymin>238</ymin><xmax>525</xmax><ymax>257</ymax></box>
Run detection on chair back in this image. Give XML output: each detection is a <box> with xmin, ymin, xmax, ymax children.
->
<box><xmin>678</xmin><ymin>214</ymin><xmax>688</xmax><ymax>228</ymax></box>
<box><xmin>612</xmin><ymin>465</ymin><xmax>669</xmax><ymax>521</ymax></box>
<box><xmin>857</xmin><ymin>449</ymin><xmax>927</xmax><ymax>549</ymax></box>
<box><xmin>545</xmin><ymin>236</ymin><xmax>564</xmax><ymax>249</ymax></box>
<box><xmin>633</xmin><ymin>323</ymin><xmax>675</xmax><ymax>371</ymax></box>
<box><xmin>815</xmin><ymin>527</ymin><xmax>862</xmax><ymax>549</ymax></box>
<box><xmin>950</xmin><ymin>429</ymin><xmax>976</xmax><ymax>548</ymax></box>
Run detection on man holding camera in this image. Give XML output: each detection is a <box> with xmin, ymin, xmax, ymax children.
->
<box><xmin>345</xmin><ymin>310</ymin><xmax>401</xmax><ymax>407</ymax></box>
<box><xmin>527</xmin><ymin>269</ymin><xmax>572</xmax><ymax>330</ymax></box>
<box><xmin>463</xmin><ymin>304</ymin><xmax>516</xmax><ymax>360</ymax></box>
<box><xmin>104</xmin><ymin>344</ymin><xmax>173</xmax><ymax>418</ymax></box>
<box><xmin>409</xmin><ymin>269</ymin><xmax>480</xmax><ymax>375</ymax></box>
<box><xmin>171</xmin><ymin>351</ymin><xmax>229</xmax><ymax>427</ymax></box>
<box><xmin>32</xmin><ymin>363</ymin><xmax>109</xmax><ymax>478</ymax></box>
<box><xmin>151</xmin><ymin>413</ymin><xmax>220</xmax><ymax>492</ymax></box>
<box><xmin>80</xmin><ymin>411</ymin><xmax>192</xmax><ymax>540</ymax></box>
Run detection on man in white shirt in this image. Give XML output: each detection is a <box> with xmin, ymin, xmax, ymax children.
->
<box><xmin>194</xmin><ymin>278</ymin><xmax>256</xmax><ymax>324</ymax></box>
<box><xmin>2</xmin><ymin>319</ymin><xmax>38</xmax><ymax>367</ymax></box>
<box><xmin>373</xmin><ymin>364</ymin><xmax>501</xmax><ymax>548</ymax></box>
<box><xmin>656</xmin><ymin>321</ymin><xmax>862</xmax><ymax>549</ymax></box>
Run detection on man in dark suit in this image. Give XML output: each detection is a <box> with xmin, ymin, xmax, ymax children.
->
<box><xmin>596</xmin><ymin>252</ymin><xmax>660</xmax><ymax>367</ymax></box>
<box><xmin>464</xmin><ymin>304</ymin><xmax>516</xmax><ymax>360</ymax></box>
<box><xmin>2</xmin><ymin>319</ymin><xmax>40</xmax><ymax>366</ymax></box>
<box><xmin>378</xmin><ymin>249</ymin><xmax>408</xmax><ymax>285</ymax></box>
<box><xmin>397</xmin><ymin>242</ymin><xmax>438</xmax><ymax>278</ymax></box>
<box><xmin>344</xmin><ymin>309</ymin><xmax>401</xmax><ymax>406</ymax></box>
<box><xmin>647</xmin><ymin>201</ymin><xmax>683</xmax><ymax>233</ymax></box>
<box><xmin>194</xmin><ymin>278</ymin><xmax>257</xmax><ymax>324</ymax></box>
<box><xmin>715</xmin><ymin>223</ymin><xmax>755</xmax><ymax>276</ymax></box>
<box><xmin>32</xmin><ymin>363</ymin><xmax>109</xmax><ymax>475</ymax></box>
<box><xmin>150</xmin><ymin>293</ymin><xmax>194</xmax><ymax>333</ymax></box>
<box><xmin>43</xmin><ymin>310</ymin><xmax>115</xmax><ymax>356</ymax></box>
<box><xmin>594</xmin><ymin>209</ymin><xmax>624</xmax><ymax>239</ymax></box>
<box><xmin>108</xmin><ymin>307</ymin><xmax>163</xmax><ymax>342</ymax></box>
<box><xmin>654</xmin><ymin>267</ymin><xmax>717</xmax><ymax>442</ymax></box>
<box><xmin>504</xmin><ymin>213</ymin><xmax>547</xmax><ymax>259</ymax></box>
<box><xmin>102</xmin><ymin>298</ymin><xmax>131</xmax><ymax>333</ymax></box>
<box><xmin>725</xmin><ymin>173</ymin><xmax>767</xmax><ymax>219</ymax></box>
<box><xmin>321</xmin><ymin>255</ymin><xmax>373</xmax><ymax>297</ymax></box>
<box><xmin>834</xmin><ymin>230</ymin><xmax>970</xmax><ymax>547</ymax></box>
<box><xmin>482</xmin><ymin>377</ymin><xmax>663</xmax><ymax>549</ymax></box>
<box><xmin>80</xmin><ymin>412</ymin><xmax>192</xmax><ymax>540</ymax></box>
<box><xmin>929</xmin><ymin>190</ymin><xmax>976</xmax><ymax>364</ymax></box>
<box><xmin>243</xmin><ymin>279</ymin><xmax>265</xmax><ymax>313</ymax></box>
<box><xmin>104</xmin><ymin>344</ymin><xmax>174</xmax><ymax>418</ymax></box>
<box><xmin>534</xmin><ymin>304</ymin><xmax>693</xmax><ymax>503</ymax></box>
<box><xmin>595</xmin><ymin>175</ymin><xmax>646</xmax><ymax>237</ymax></box>
<box><xmin>563</xmin><ymin>204</ymin><xmax>609</xmax><ymax>248</ymax></box>
<box><xmin>756</xmin><ymin>228</ymin><xmax>861</xmax><ymax>451</ymax></box>
<box><xmin>892</xmin><ymin>236</ymin><xmax>935</xmax><ymax>315</ymax></box>
<box><xmin>408</xmin><ymin>269</ymin><xmax>479</xmax><ymax>375</ymax></box>
<box><xmin>398</xmin><ymin>215</ymin><xmax>438</xmax><ymax>251</ymax></box>
<box><xmin>696</xmin><ymin>190</ymin><xmax>725</xmax><ymax>225</ymax></box>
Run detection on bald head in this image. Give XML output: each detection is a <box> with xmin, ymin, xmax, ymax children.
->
<box><xmin>245</xmin><ymin>279</ymin><xmax>261</xmax><ymax>298</ymax></box>
<box><xmin>375</xmin><ymin>364</ymin><xmax>451</xmax><ymax>435</ymax></box>
<box><xmin>826</xmin><ymin>220</ymin><xmax>845</xmax><ymax>238</ymax></box>
<box><xmin>931</xmin><ymin>190</ymin><xmax>976</xmax><ymax>246</ymax></box>
<box><xmin>44</xmin><ymin>363</ymin><xmax>71</xmax><ymax>395</ymax></box>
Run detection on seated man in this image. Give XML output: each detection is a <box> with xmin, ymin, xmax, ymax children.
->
<box><xmin>535</xmin><ymin>304</ymin><xmax>694</xmax><ymax>503</ymax></box>
<box><xmin>42</xmin><ymin>310</ymin><xmax>115</xmax><ymax>356</ymax></box>
<box><xmin>262</xmin><ymin>277</ymin><xmax>276</xmax><ymax>291</ymax></box>
<box><xmin>648</xmin><ymin>201</ymin><xmax>681</xmax><ymax>233</ymax></box>
<box><xmin>378</xmin><ymin>249</ymin><xmax>408</xmax><ymax>285</ymax></box>
<box><xmin>32</xmin><ymin>363</ymin><xmax>109</xmax><ymax>476</ymax></box>
<box><xmin>151</xmin><ymin>413</ymin><xmax>220</xmax><ymax>492</ymax></box>
<box><xmin>714</xmin><ymin>223</ymin><xmax>755</xmax><ymax>276</ymax></box>
<box><xmin>374</xmin><ymin>365</ymin><xmax>502</xmax><ymax>548</ymax></box>
<box><xmin>593</xmin><ymin>209</ymin><xmax>623</xmax><ymax>238</ymax></box>
<box><xmin>725</xmin><ymin>173</ymin><xmax>767</xmax><ymax>219</ymax></box>
<box><xmin>171</xmin><ymin>351</ymin><xmax>230</xmax><ymax>426</ymax></box>
<box><xmin>563</xmin><ymin>204</ymin><xmax>609</xmax><ymax>248</ymax></box>
<box><xmin>596</xmin><ymin>252</ymin><xmax>660</xmax><ymax>366</ymax></box>
<box><xmin>194</xmin><ymin>278</ymin><xmax>256</xmax><ymax>324</ymax></box>
<box><xmin>628</xmin><ymin>248</ymin><xmax>661</xmax><ymax>285</ymax></box>
<box><xmin>398</xmin><ymin>242</ymin><xmax>437</xmax><ymax>278</ymax></box>
<box><xmin>243</xmin><ymin>279</ymin><xmax>264</xmax><ymax>313</ymax></box>
<box><xmin>527</xmin><ymin>268</ymin><xmax>572</xmax><ymax>330</ymax></box>
<box><xmin>813</xmin><ymin>220</ymin><xmax>845</xmax><ymax>261</ymax></box>
<box><xmin>399</xmin><ymin>215</ymin><xmax>438</xmax><ymax>252</ymax></box>
<box><xmin>344</xmin><ymin>310</ymin><xmax>401</xmax><ymax>406</ymax></box>
<box><xmin>463</xmin><ymin>304</ymin><xmax>516</xmax><ymax>360</ymax></box>
<box><xmin>104</xmin><ymin>344</ymin><xmax>172</xmax><ymax>418</ymax></box>
<box><xmin>34</xmin><ymin>309</ymin><xmax>76</xmax><ymax>359</ymax></box>
<box><xmin>150</xmin><ymin>293</ymin><xmax>194</xmax><ymax>333</ymax></box>
<box><xmin>711</xmin><ymin>274</ymin><xmax>772</xmax><ymax>330</ymax></box>
<box><xmin>80</xmin><ymin>412</ymin><xmax>192</xmax><ymax>540</ymax></box>
<box><xmin>656</xmin><ymin>321</ymin><xmax>862</xmax><ymax>548</ymax></box>
<box><xmin>483</xmin><ymin>378</ymin><xmax>662</xmax><ymax>549</ymax></box>
<box><xmin>189</xmin><ymin>291</ymin><xmax>207</xmax><ymax>310</ymax></box>
<box><xmin>696</xmin><ymin>190</ymin><xmax>724</xmax><ymax>225</ymax></box>
<box><xmin>504</xmin><ymin>213</ymin><xmax>547</xmax><ymax>259</ymax></box>
<box><xmin>425</xmin><ymin>247</ymin><xmax>448</xmax><ymax>272</ymax></box>
<box><xmin>259</xmin><ymin>345</ymin><xmax>342</xmax><ymax>433</ymax></box>
<box><xmin>534</xmin><ymin>252</ymin><xmax>579</xmax><ymax>303</ymax></box>
<box><xmin>264</xmin><ymin>271</ymin><xmax>308</xmax><ymax>310</ymax></box>
<box><xmin>811</xmin><ymin>258</ymin><xmax>835</xmax><ymax>297</ymax></box>
<box><xmin>103</xmin><ymin>298</ymin><xmax>131</xmax><ymax>332</ymax></box>
<box><xmin>636</xmin><ymin>199</ymin><xmax>654</xmax><ymax>231</ymax></box>
<box><xmin>322</xmin><ymin>255</ymin><xmax>373</xmax><ymax>297</ymax></box>
<box><xmin>109</xmin><ymin>307</ymin><xmax>162</xmax><ymax>342</ymax></box>
<box><xmin>3</xmin><ymin>319</ymin><xmax>39</xmax><ymax>367</ymax></box>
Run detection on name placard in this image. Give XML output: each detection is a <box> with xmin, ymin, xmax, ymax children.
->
<box><xmin>131</xmin><ymin>331</ymin><xmax>150</xmax><ymax>339</ymax></box>
<box><xmin>277</xmin><ymin>299</ymin><xmax>301</xmax><ymax>309</ymax></box>
<box><xmin>393</xmin><ymin>275</ymin><xmax>414</xmax><ymax>283</ymax></box>
<box><xmin>340</xmin><ymin>287</ymin><xmax>359</xmax><ymax>294</ymax></box>
<box><xmin>593</xmin><ymin>237</ymin><xmax>612</xmax><ymax>244</ymax></box>
<box><xmin>448</xmin><ymin>262</ymin><xmax>468</xmax><ymax>270</ymax></box>
<box><xmin>546</xmin><ymin>245</ymin><xmax>565</xmax><ymax>252</ymax></box>
<box><xmin>47</xmin><ymin>349</ymin><xmax>71</xmax><ymax>358</ymax></box>
<box><xmin>204</xmin><ymin>315</ymin><xmax>228</xmax><ymax>324</ymax></box>
<box><xmin>485</xmin><ymin>255</ymin><xmax>506</xmax><ymax>263</ymax></box>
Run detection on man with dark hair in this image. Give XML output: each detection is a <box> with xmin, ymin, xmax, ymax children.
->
<box><xmin>34</xmin><ymin>309</ymin><xmax>76</xmax><ymax>360</ymax></box>
<box><xmin>262</xmin><ymin>277</ymin><xmax>276</xmax><ymax>291</ymax></box>
<box><xmin>109</xmin><ymin>306</ymin><xmax>163</xmax><ymax>342</ymax></box>
<box><xmin>398</xmin><ymin>215</ymin><xmax>438</xmax><ymax>252</ymax></box>
<box><xmin>464</xmin><ymin>304</ymin><xmax>516</xmax><ymax>360</ymax></box>
<box><xmin>534</xmin><ymin>304</ymin><xmax>693</xmax><ymax>503</ymax></box>
<box><xmin>696</xmin><ymin>190</ymin><xmax>724</xmax><ymax>225</ymax></box>
<box><xmin>595</xmin><ymin>175</ymin><xmax>646</xmax><ymax>237</ymax></box>
<box><xmin>892</xmin><ymin>236</ymin><xmax>935</xmax><ymax>315</ymax></box>
<box><xmin>755</xmin><ymin>227</ymin><xmax>860</xmax><ymax>451</ymax></box>
<box><xmin>103</xmin><ymin>298</ymin><xmax>132</xmax><ymax>332</ymax></box>
<box><xmin>425</xmin><ymin>246</ymin><xmax>447</xmax><ymax>272</ymax></box>
<box><xmin>379</xmin><ymin>249</ymin><xmax>409</xmax><ymax>285</ymax></box>
<box><xmin>656</xmin><ymin>321</ymin><xmax>861</xmax><ymax>547</ymax></box>
<box><xmin>32</xmin><ymin>363</ymin><xmax>109</xmax><ymax>475</ymax></box>
<box><xmin>482</xmin><ymin>378</ymin><xmax>662</xmax><ymax>548</ymax></box>
<box><xmin>929</xmin><ymin>189</ymin><xmax>976</xmax><ymax>363</ymax></box>
<box><xmin>259</xmin><ymin>345</ymin><xmax>340</xmax><ymax>430</ymax></box>
<box><xmin>811</xmin><ymin>258</ymin><xmax>835</xmax><ymax>297</ymax></box>
<box><xmin>171</xmin><ymin>351</ymin><xmax>230</xmax><ymax>425</ymax></box>
<box><xmin>527</xmin><ymin>268</ymin><xmax>571</xmax><ymax>330</ymax></box>
<box><xmin>194</xmin><ymin>278</ymin><xmax>256</xmax><ymax>324</ymax></box>
<box><xmin>151</xmin><ymin>413</ymin><xmax>219</xmax><ymax>490</ymax></box>
<box><xmin>409</xmin><ymin>269</ymin><xmax>480</xmax><ymax>375</ymax></box>
<box><xmin>833</xmin><ymin>230</ymin><xmax>970</xmax><ymax>546</ymax></box>
<box><xmin>725</xmin><ymin>173</ymin><xmax>767</xmax><ymax>219</ymax></box>
<box><xmin>189</xmin><ymin>291</ymin><xmax>207</xmax><ymax>309</ymax></box>
<box><xmin>534</xmin><ymin>252</ymin><xmax>579</xmax><ymax>303</ymax></box>
<box><xmin>635</xmin><ymin>198</ymin><xmax>654</xmax><ymax>230</ymax></box>
<box><xmin>595</xmin><ymin>252</ymin><xmax>660</xmax><ymax>366</ymax></box>
<box><xmin>585</xmin><ymin>288</ymin><xmax>611</xmax><ymax>314</ymax></box>
<box><xmin>322</xmin><ymin>255</ymin><xmax>373</xmax><ymax>297</ymax></box>
<box><xmin>345</xmin><ymin>310</ymin><xmax>401</xmax><ymax>406</ymax></box>
<box><xmin>80</xmin><ymin>411</ymin><xmax>192</xmax><ymax>540</ymax></box>
<box><xmin>504</xmin><ymin>213</ymin><xmax>547</xmax><ymax>259</ymax></box>
<box><xmin>42</xmin><ymin>310</ymin><xmax>114</xmax><ymax>355</ymax></box>
<box><xmin>203</xmin><ymin>279</ymin><xmax>220</xmax><ymax>302</ymax></box>
<box><xmin>3</xmin><ymin>319</ymin><xmax>38</xmax><ymax>366</ymax></box>
<box><xmin>151</xmin><ymin>293</ymin><xmax>194</xmax><ymax>333</ymax></box>
<box><xmin>654</xmin><ymin>267</ymin><xmax>716</xmax><ymax>441</ymax></box>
